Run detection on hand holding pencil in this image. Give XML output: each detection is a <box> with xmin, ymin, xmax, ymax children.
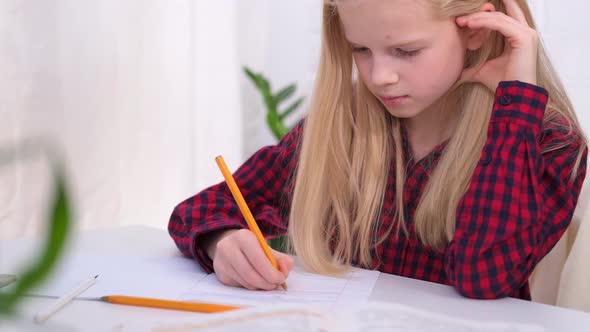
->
<box><xmin>207</xmin><ymin>156</ymin><xmax>294</xmax><ymax>291</ymax></box>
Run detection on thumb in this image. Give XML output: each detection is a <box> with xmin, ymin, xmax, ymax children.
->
<box><xmin>273</xmin><ymin>250</ymin><xmax>295</xmax><ymax>277</ymax></box>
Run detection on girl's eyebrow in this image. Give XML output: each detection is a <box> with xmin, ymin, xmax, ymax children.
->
<box><xmin>346</xmin><ymin>38</ymin><xmax>429</xmax><ymax>48</ymax></box>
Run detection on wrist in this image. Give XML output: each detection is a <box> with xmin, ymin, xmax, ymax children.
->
<box><xmin>203</xmin><ymin>229</ymin><xmax>240</xmax><ymax>260</ymax></box>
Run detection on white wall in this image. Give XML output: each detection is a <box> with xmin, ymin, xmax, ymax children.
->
<box><xmin>533</xmin><ymin>1</ymin><xmax>590</xmax><ymax>133</ymax></box>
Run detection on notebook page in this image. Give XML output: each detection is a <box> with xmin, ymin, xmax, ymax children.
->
<box><xmin>335</xmin><ymin>301</ymin><xmax>545</xmax><ymax>332</ymax></box>
<box><xmin>151</xmin><ymin>305</ymin><xmax>330</xmax><ymax>332</ymax></box>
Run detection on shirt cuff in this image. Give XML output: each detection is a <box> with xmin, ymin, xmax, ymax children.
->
<box><xmin>491</xmin><ymin>80</ymin><xmax>548</xmax><ymax>132</ymax></box>
<box><xmin>190</xmin><ymin>222</ymin><xmax>244</xmax><ymax>273</ymax></box>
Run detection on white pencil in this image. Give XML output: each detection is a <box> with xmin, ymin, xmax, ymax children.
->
<box><xmin>33</xmin><ymin>275</ymin><xmax>98</xmax><ymax>324</ymax></box>
<box><xmin>0</xmin><ymin>274</ymin><xmax>17</xmax><ymax>288</ymax></box>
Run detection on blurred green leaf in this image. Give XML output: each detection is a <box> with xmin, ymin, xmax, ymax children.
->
<box><xmin>0</xmin><ymin>154</ymin><xmax>70</xmax><ymax>315</ymax></box>
<box><xmin>243</xmin><ymin>67</ymin><xmax>271</xmax><ymax>95</ymax></box>
<box><xmin>268</xmin><ymin>236</ymin><xmax>288</xmax><ymax>253</ymax></box>
<box><xmin>274</xmin><ymin>84</ymin><xmax>296</xmax><ymax>105</ymax></box>
<box><xmin>280</xmin><ymin>97</ymin><xmax>305</xmax><ymax>121</ymax></box>
<box><xmin>266</xmin><ymin>111</ymin><xmax>290</xmax><ymax>141</ymax></box>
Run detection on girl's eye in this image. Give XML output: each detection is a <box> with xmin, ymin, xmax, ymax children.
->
<box><xmin>352</xmin><ymin>47</ymin><xmax>369</xmax><ymax>53</ymax></box>
<box><xmin>395</xmin><ymin>48</ymin><xmax>421</xmax><ymax>57</ymax></box>
<box><xmin>351</xmin><ymin>47</ymin><xmax>422</xmax><ymax>57</ymax></box>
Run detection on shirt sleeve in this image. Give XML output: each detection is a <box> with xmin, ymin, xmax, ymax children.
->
<box><xmin>168</xmin><ymin>120</ymin><xmax>304</xmax><ymax>273</ymax></box>
<box><xmin>445</xmin><ymin>80</ymin><xmax>588</xmax><ymax>299</ymax></box>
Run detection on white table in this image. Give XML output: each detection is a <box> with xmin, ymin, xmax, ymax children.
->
<box><xmin>2</xmin><ymin>225</ymin><xmax>589</xmax><ymax>331</ymax></box>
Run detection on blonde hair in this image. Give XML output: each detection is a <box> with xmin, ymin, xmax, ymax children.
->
<box><xmin>288</xmin><ymin>0</ymin><xmax>587</xmax><ymax>275</ymax></box>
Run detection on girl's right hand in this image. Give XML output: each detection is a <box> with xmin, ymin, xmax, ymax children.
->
<box><xmin>205</xmin><ymin>229</ymin><xmax>294</xmax><ymax>290</ymax></box>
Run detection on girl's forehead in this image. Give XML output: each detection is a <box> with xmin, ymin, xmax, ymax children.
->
<box><xmin>335</xmin><ymin>0</ymin><xmax>435</xmax><ymax>14</ymax></box>
<box><xmin>337</xmin><ymin>0</ymin><xmax>440</xmax><ymax>43</ymax></box>
<box><xmin>336</xmin><ymin>0</ymin><xmax>439</xmax><ymax>27</ymax></box>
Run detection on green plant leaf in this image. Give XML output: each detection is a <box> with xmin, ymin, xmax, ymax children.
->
<box><xmin>266</xmin><ymin>111</ymin><xmax>290</xmax><ymax>140</ymax></box>
<box><xmin>243</xmin><ymin>67</ymin><xmax>271</xmax><ymax>94</ymax></box>
<box><xmin>243</xmin><ymin>66</ymin><xmax>303</xmax><ymax>140</ymax></box>
<box><xmin>243</xmin><ymin>66</ymin><xmax>257</xmax><ymax>83</ymax></box>
<box><xmin>267</xmin><ymin>236</ymin><xmax>288</xmax><ymax>253</ymax></box>
<box><xmin>280</xmin><ymin>97</ymin><xmax>304</xmax><ymax>121</ymax></box>
<box><xmin>262</xmin><ymin>93</ymin><xmax>277</xmax><ymax>115</ymax></box>
<box><xmin>274</xmin><ymin>84</ymin><xmax>296</xmax><ymax>105</ymax></box>
<box><xmin>0</xmin><ymin>167</ymin><xmax>70</xmax><ymax>315</ymax></box>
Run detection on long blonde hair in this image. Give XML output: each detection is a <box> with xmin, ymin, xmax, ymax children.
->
<box><xmin>288</xmin><ymin>0</ymin><xmax>587</xmax><ymax>275</ymax></box>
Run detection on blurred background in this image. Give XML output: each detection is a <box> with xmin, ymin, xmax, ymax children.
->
<box><xmin>0</xmin><ymin>0</ymin><xmax>588</xmax><ymax>237</ymax></box>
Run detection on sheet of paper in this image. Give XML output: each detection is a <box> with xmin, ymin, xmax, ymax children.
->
<box><xmin>179</xmin><ymin>265</ymin><xmax>379</xmax><ymax>310</ymax></box>
<box><xmin>151</xmin><ymin>302</ymin><xmax>545</xmax><ymax>332</ymax></box>
<box><xmin>17</xmin><ymin>253</ymin><xmax>379</xmax><ymax>311</ymax></box>
<box><xmin>337</xmin><ymin>302</ymin><xmax>545</xmax><ymax>332</ymax></box>
<box><xmin>150</xmin><ymin>305</ymin><xmax>330</xmax><ymax>332</ymax></box>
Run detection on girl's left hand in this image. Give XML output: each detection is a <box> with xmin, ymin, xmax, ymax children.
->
<box><xmin>456</xmin><ymin>0</ymin><xmax>538</xmax><ymax>91</ymax></box>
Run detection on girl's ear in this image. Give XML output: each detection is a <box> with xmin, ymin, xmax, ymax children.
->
<box><xmin>464</xmin><ymin>3</ymin><xmax>496</xmax><ymax>51</ymax></box>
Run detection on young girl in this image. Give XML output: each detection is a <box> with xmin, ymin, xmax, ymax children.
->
<box><xmin>169</xmin><ymin>0</ymin><xmax>588</xmax><ymax>300</ymax></box>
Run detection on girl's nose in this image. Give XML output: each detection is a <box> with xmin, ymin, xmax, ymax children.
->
<box><xmin>371</xmin><ymin>59</ymin><xmax>400</xmax><ymax>87</ymax></box>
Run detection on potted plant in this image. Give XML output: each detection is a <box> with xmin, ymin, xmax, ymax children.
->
<box><xmin>243</xmin><ymin>67</ymin><xmax>304</xmax><ymax>252</ymax></box>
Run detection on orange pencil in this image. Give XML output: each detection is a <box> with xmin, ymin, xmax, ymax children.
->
<box><xmin>100</xmin><ymin>295</ymin><xmax>240</xmax><ymax>313</ymax></box>
<box><xmin>215</xmin><ymin>155</ymin><xmax>288</xmax><ymax>290</ymax></box>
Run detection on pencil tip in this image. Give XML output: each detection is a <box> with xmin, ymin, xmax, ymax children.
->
<box><xmin>94</xmin><ymin>275</ymin><xmax>99</xmax><ymax>279</ymax></box>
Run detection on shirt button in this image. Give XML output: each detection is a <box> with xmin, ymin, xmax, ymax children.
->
<box><xmin>499</xmin><ymin>95</ymin><xmax>512</xmax><ymax>106</ymax></box>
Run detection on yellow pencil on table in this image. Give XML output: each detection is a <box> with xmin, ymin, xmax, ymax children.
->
<box><xmin>100</xmin><ymin>295</ymin><xmax>240</xmax><ymax>313</ymax></box>
<box><xmin>214</xmin><ymin>155</ymin><xmax>288</xmax><ymax>291</ymax></box>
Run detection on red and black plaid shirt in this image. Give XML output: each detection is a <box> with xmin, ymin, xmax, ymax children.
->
<box><xmin>169</xmin><ymin>81</ymin><xmax>587</xmax><ymax>300</ymax></box>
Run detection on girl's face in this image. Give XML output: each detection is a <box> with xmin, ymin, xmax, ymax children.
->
<box><xmin>338</xmin><ymin>0</ymin><xmax>468</xmax><ymax>119</ymax></box>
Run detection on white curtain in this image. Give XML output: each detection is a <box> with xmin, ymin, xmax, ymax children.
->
<box><xmin>0</xmin><ymin>0</ymin><xmax>242</xmax><ymax>238</ymax></box>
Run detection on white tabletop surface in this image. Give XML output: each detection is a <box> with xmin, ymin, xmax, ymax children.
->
<box><xmin>1</xmin><ymin>225</ymin><xmax>589</xmax><ymax>332</ymax></box>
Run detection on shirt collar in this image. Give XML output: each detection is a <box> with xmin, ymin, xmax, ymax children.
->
<box><xmin>400</xmin><ymin>122</ymin><xmax>449</xmax><ymax>168</ymax></box>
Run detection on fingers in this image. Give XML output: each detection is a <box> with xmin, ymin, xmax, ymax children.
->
<box><xmin>274</xmin><ymin>250</ymin><xmax>295</xmax><ymax>278</ymax></box>
<box><xmin>503</xmin><ymin>0</ymin><xmax>528</xmax><ymax>24</ymax></box>
<box><xmin>233</xmin><ymin>248</ymin><xmax>279</xmax><ymax>290</ymax></box>
<box><xmin>240</xmin><ymin>235</ymin><xmax>287</xmax><ymax>286</ymax></box>
<box><xmin>215</xmin><ymin>259</ymin><xmax>256</xmax><ymax>290</ymax></box>
<box><xmin>456</xmin><ymin>0</ymin><xmax>528</xmax><ymax>26</ymax></box>
<box><xmin>456</xmin><ymin>11</ymin><xmax>537</xmax><ymax>48</ymax></box>
<box><xmin>457</xmin><ymin>11</ymin><xmax>520</xmax><ymax>36</ymax></box>
<box><xmin>212</xmin><ymin>229</ymin><xmax>288</xmax><ymax>291</ymax></box>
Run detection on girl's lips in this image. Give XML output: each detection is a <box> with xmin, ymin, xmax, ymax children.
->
<box><xmin>380</xmin><ymin>95</ymin><xmax>409</xmax><ymax>106</ymax></box>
